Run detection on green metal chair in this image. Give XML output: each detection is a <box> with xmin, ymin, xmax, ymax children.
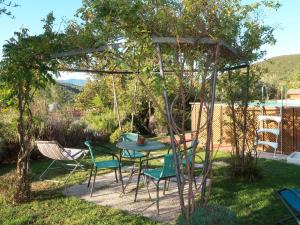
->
<box><xmin>120</xmin><ymin>133</ymin><xmax>146</xmax><ymax>159</ymax></box>
<box><xmin>135</xmin><ymin>154</ymin><xmax>177</xmax><ymax>214</ymax></box>
<box><xmin>182</xmin><ymin>139</ymin><xmax>200</xmax><ymax>189</ymax></box>
<box><xmin>182</xmin><ymin>139</ymin><xmax>199</xmax><ymax>166</ymax></box>
<box><xmin>277</xmin><ymin>188</ymin><xmax>300</xmax><ymax>224</ymax></box>
<box><xmin>84</xmin><ymin>141</ymin><xmax>124</xmax><ymax>197</ymax></box>
<box><xmin>119</xmin><ymin>133</ymin><xmax>146</xmax><ymax>188</ymax></box>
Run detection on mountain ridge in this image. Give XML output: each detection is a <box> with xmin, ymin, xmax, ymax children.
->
<box><xmin>257</xmin><ymin>54</ymin><xmax>300</xmax><ymax>88</ymax></box>
<box><xmin>57</xmin><ymin>79</ymin><xmax>87</xmax><ymax>87</ymax></box>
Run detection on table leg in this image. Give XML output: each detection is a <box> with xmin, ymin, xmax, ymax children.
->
<box><xmin>134</xmin><ymin>159</ymin><xmax>143</xmax><ymax>202</ymax></box>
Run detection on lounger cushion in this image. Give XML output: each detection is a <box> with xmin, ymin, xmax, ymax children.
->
<box><xmin>279</xmin><ymin>188</ymin><xmax>300</xmax><ymax>212</ymax></box>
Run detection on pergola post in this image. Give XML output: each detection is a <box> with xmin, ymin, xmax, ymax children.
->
<box><xmin>131</xmin><ymin>78</ymin><xmax>138</xmax><ymax>131</ymax></box>
<box><xmin>156</xmin><ymin>43</ymin><xmax>185</xmax><ymax>214</ymax></box>
<box><xmin>200</xmin><ymin>44</ymin><xmax>220</xmax><ymax>205</ymax></box>
<box><xmin>112</xmin><ymin>75</ymin><xmax>122</xmax><ymax>131</ymax></box>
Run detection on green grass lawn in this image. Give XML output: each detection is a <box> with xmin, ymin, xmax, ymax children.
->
<box><xmin>0</xmin><ymin>145</ymin><xmax>299</xmax><ymax>225</ymax></box>
<box><xmin>0</xmin><ymin>144</ymin><xmax>165</xmax><ymax>225</ymax></box>
<box><xmin>211</xmin><ymin>158</ymin><xmax>300</xmax><ymax>225</ymax></box>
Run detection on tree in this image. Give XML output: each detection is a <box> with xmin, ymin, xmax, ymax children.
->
<box><xmin>219</xmin><ymin>66</ymin><xmax>263</xmax><ymax>180</ymax></box>
<box><xmin>0</xmin><ymin>0</ymin><xmax>19</xmax><ymax>18</ymax></box>
<box><xmin>0</xmin><ymin>14</ymin><xmax>59</xmax><ymax>203</ymax></box>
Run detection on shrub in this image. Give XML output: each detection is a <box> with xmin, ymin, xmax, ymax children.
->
<box><xmin>0</xmin><ymin>171</ymin><xmax>19</xmax><ymax>204</ymax></box>
<box><xmin>109</xmin><ymin>122</ymin><xmax>132</xmax><ymax>143</ymax></box>
<box><xmin>84</xmin><ymin>111</ymin><xmax>118</xmax><ymax>134</ymax></box>
<box><xmin>65</xmin><ymin>119</ymin><xmax>88</xmax><ymax>146</ymax></box>
<box><xmin>229</xmin><ymin>153</ymin><xmax>262</xmax><ymax>181</ymax></box>
<box><xmin>0</xmin><ymin>108</ymin><xmax>18</xmax><ymax>143</ymax></box>
<box><xmin>177</xmin><ymin>205</ymin><xmax>238</xmax><ymax>225</ymax></box>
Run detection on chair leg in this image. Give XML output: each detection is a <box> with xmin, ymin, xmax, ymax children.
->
<box><xmin>87</xmin><ymin>165</ymin><xmax>94</xmax><ymax>188</ymax></box>
<box><xmin>166</xmin><ymin>178</ymin><xmax>170</xmax><ymax>191</ymax></box>
<box><xmin>39</xmin><ymin>160</ymin><xmax>56</xmax><ymax>180</ymax></box>
<box><xmin>124</xmin><ymin>168</ymin><xmax>135</xmax><ymax>191</ymax></box>
<box><xmin>64</xmin><ymin>160</ymin><xmax>81</xmax><ymax>184</ymax></box>
<box><xmin>194</xmin><ymin>175</ymin><xmax>197</xmax><ymax>189</ymax></box>
<box><xmin>146</xmin><ymin>176</ymin><xmax>151</xmax><ymax>200</ymax></box>
<box><xmin>163</xmin><ymin>179</ymin><xmax>167</xmax><ymax>195</ymax></box>
<box><xmin>118</xmin><ymin>166</ymin><xmax>124</xmax><ymax>194</ymax></box>
<box><xmin>114</xmin><ymin>169</ymin><xmax>118</xmax><ymax>183</ymax></box>
<box><xmin>157</xmin><ymin>180</ymin><xmax>160</xmax><ymax>215</ymax></box>
<box><xmin>277</xmin><ymin>215</ymin><xmax>300</xmax><ymax>225</ymax></box>
<box><xmin>134</xmin><ymin>166</ymin><xmax>142</xmax><ymax>202</ymax></box>
<box><xmin>90</xmin><ymin>168</ymin><xmax>97</xmax><ymax>197</ymax></box>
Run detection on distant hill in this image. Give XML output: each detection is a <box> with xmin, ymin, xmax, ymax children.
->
<box><xmin>257</xmin><ymin>54</ymin><xmax>300</xmax><ymax>87</ymax></box>
<box><xmin>58</xmin><ymin>82</ymin><xmax>82</xmax><ymax>93</ymax></box>
<box><xmin>57</xmin><ymin>79</ymin><xmax>87</xmax><ymax>86</ymax></box>
<box><xmin>47</xmin><ymin>82</ymin><xmax>82</xmax><ymax>105</ymax></box>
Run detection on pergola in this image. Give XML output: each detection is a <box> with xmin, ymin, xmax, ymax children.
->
<box><xmin>52</xmin><ymin>35</ymin><xmax>250</xmax><ymax>211</ymax></box>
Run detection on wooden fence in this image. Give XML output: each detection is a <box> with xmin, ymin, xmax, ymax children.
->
<box><xmin>190</xmin><ymin>103</ymin><xmax>300</xmax><ymax>154</ymax></box>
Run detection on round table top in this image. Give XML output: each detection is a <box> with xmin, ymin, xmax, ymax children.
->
<box><xmin>116</xmin><ymin>140</ymin><xmax>166</xmax><ymax>152</ymax></box>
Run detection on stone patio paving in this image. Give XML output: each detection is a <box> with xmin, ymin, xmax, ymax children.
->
<box><xmin>63</xmin><ymin>152</ymin><xmax>288</xmax><ymax>224</ymax></box>
<box><xmin>63</xmin><ymin>168</ymin><xmax>205</xmax><ymax>224</ymax></box>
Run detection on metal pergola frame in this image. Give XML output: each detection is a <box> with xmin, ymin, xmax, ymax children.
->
<box><xmin>52</xmin><ymin>35</ymin><xmax>249</xmax><ymax>213</ymax></box>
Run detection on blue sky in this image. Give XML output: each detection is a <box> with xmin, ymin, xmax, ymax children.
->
<box><xmin>0</xmin><ymin>0</ymin><xmax>299</xmax><ymax>79</ymax></box>
<box><xmin>263</xmin><ymin>1</ymin><xmax>300</xmax><ymax>58</ymax></box>
<box><xmin>0</xmin><ymin>0</ymin><xmax>83</xmax><ymax>80</ymax></box>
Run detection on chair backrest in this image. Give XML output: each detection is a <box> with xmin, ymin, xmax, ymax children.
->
<box><xmin>84</xmin><ymin>141</ymin><xmax>96</xmax><ymax>165</ymax></box>
<box><xmin>160</xmin><ymin>154</ymin><xmax>176</xmax><ymax>178</ymax></box>
<box><xmin>187</xmin><ymin>139</ymin><xmax>199</xmax><ymax>158</ymax></box>
<box><xmin>121</xmin><ymin>133</ymin><xmax>139</xmax><ymax>142</ymax></box>
<box><xmin>120</xmin><ymin>133</ymin><xmax>139</xmax><ymax>157</ymax></box>
<box><xmin>36</xmin><ymin>140</ymin><xmax>69</xmax><ymax>160</ymax></box>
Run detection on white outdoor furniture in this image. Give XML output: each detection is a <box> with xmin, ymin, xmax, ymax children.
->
<box><xmin>287</xmin><ymin>152</ymin><xmax>300</xmax><ymax>165</ymax></box>
<box><xmin>36</xmin><ymin>140</ymin><xmax>88</xmax><ymax>182</ymax></box>
<box><xmin>254</xmin><ymin>115</ymin><xmax>282</xmax><ymax>158</ymax></box>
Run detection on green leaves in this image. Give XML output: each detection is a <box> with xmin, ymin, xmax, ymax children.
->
<box><xmin>0</xmin><ymin>0</ymin><xmax>19</xmax><ymax>18</ymax></box>
<box><xmin>1</xmin><ymin>28</ymin><xmax>57</xmax><ymax>90</ymax></box>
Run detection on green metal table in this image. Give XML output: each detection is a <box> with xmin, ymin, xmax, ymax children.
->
<box><xmin>116</xmin><ymin>140</ymin><xmax>167</xmax><ymax>200</ymax></box>
<box><xmin>116</xmin><ymin>140</ymin><xmax>166</xmax><ymax>153</ymax></box>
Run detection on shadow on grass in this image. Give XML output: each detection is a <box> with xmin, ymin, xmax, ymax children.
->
<box><xmin>211</xmin><ymin>158</ymin><xmax>300</xmax><ymax>225</ymax></box>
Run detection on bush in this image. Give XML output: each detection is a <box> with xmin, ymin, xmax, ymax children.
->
<box><xmin>229</xmin><ymin>153</ymin><xmax>262</xmax><ymax>181</ymax></box>
<box><xmin>177</xmin><ymin>205</ymin><xmax>238</xmax><ymax>225</ymax></box>
<box><xmin>38</xmin><ymin>112</ymin><xmax>109</xmax><ymax>147</ymax></box>
<box><xmin>0</xmin><ymin>171</ymin><xmax>19</xmax><ymax>204</ymax></box>
<box><xmin>84</xmin><ymin>111</ymin><xmax>118</xmax><ymax>134</ymax></box>
<box><xmin>109</xmin><ymin>122</ymin><xmax>132</xmax><ymax>143</ymax></box>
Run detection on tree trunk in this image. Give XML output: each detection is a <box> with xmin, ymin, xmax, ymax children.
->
<box><xmin>241</xmin><ymin>66</ymin><xmax>250</xmax><ymax>163</ymax></box>
<box><xmin>14</xmin><ymin>82</ymin><xmax>31</xmax><ymax>203</ymax></box>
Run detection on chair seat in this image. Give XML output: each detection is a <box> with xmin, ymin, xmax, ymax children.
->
<box><xmin>64</xmin><ymin>148</ymin><xmax>88</xmax><ymax>159</ymax></box>
<box><xmin>182</xmin><ymin>158</ymin><xmax>189</xmax><ymax>166</ymax></box>
<box><xmin>279</xmin><ymin>188</ymin><xmax>300</xmax><ymax>212</ymax></box>
<box><xmin>95</xmin><ymin>160</ymin><xmax>120</xmax><ymax>169</ymax></box>
<box><xmin>143</xmin><ymin>168</ymin><xmax>163</xmax><ymax>180</ymax></box>
<box><xmin>122</xmin><ymin>150</ymin><xmax>145</xmax><ymax>158</ymax></box>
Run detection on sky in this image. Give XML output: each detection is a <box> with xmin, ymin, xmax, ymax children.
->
<box><xmin>0</xmin><ymin>0</ymin><xmax>299</xmax><ymax>80</ymax></box>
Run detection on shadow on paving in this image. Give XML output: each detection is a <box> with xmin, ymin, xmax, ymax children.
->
<box><xmin>63</xmin><ymin>170</ymin><xmax>205</xmax><ymax>224</ymax></box>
